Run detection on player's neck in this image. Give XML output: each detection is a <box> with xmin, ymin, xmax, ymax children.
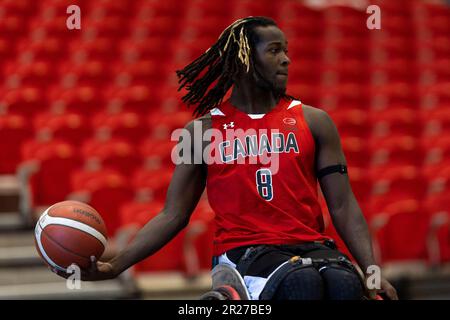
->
<box><xmin>229</xmin><ymin>83</ymin><xmax>279</xmax><ymax>114</ymax></box>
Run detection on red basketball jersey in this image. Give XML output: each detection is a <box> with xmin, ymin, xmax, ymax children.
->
<box><xmin>207</xmin><ymin>98</ymin><xmax>330</xmax><ymax>256</ymax></box>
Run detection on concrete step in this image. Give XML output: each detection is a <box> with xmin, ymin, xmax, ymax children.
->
<box><xmin>136</xmin><ymin>271</ymin><xmax>211</xmax><ymax>300</ymax></box>
<box><xmin>0</xmin><ymin>266</ymin><xmax>136</xmax><ymax>299</ymax></box>
<box><xmin>0</xmin><ymin>230</ymin><xmax>44</xmax><ymax>267</ymax></box>
<box><xmin>0</xmin><ymin>212</ymin><xmax>29</xmax><ymax>231</ymax></box>
<box><xmin>0</xmin><ymin>175</ymin><xmax>20</xmax><ymax>213</ymax></box>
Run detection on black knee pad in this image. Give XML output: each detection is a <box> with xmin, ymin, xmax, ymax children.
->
<box><xmin>274</xmin><ymin>266</ymin><xmax>324</xmax><ymax>300</ymax></box>
<box><xmin>320</xmin><ymin>264</ymin><xmax>364</xmax><ymax>300</ymax></box>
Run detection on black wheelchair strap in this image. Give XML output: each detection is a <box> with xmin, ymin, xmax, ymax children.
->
<box><xmin>236</xmin><ymin>245</ymin><xmax>275</xmax><ymax>276</ymax></box>
<box><xmin>317</xmin><ymin>164</ymin><xmax>347</xmax><ymax>179</ymax></box>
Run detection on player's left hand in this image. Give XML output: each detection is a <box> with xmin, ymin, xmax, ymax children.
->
<box><xmin>366</xmin><ymin>277</ymin><xmax>399</xmax><ymax>300</ymax></box>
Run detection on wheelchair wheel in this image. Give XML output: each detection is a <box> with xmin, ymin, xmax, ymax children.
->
<box><xmin>200</xmin><ymin>285</ymin><xmax>242</xmax><ymax>300</ymax></box>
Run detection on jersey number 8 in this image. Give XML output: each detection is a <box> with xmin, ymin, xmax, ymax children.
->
<box><xmin>256</xmin><ymin>168</ymin><xmax>273</xmax><ymax>201</ymax></box>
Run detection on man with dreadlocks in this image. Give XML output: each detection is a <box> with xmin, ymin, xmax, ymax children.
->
<box><xmin>53</xmin><ymin>17</ymin><xmax>398</xmax><ymax>300</ymax></box>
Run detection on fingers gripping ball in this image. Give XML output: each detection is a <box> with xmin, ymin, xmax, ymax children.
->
<box><xmin>34</xmin><ymin>200</ymin><xmax>108</xmax><ymax>273</ymax></box>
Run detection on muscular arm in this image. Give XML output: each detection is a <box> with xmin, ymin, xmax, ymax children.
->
<box><xmin>110</xmin><ymin>118</ymin><xmax>209</xmax><ymax>275</ymax></box>
<box><xmin>303</xmin><ymin>106</ymin><xmax>376</xmax><ymax>273</ymax></box>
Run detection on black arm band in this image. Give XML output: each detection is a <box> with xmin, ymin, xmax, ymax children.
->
<box><xmin>317</xmin><ymin>164</ymin><xmax>347</xmax><ymax>179</ymax></box>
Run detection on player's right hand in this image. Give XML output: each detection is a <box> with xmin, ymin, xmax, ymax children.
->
<box><xmin>51</xmin><ymin>256</ymin><xmax>118</xmax><ymax>281</ymax></box>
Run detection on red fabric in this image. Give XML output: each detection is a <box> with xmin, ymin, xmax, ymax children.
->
<box><xmin>207</xmin><ymin>99</ymin><xmax>330</xmax><ymax>256</ymax></box>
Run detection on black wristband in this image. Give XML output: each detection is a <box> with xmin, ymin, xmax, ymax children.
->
<box><xmin>317</xmin><ymin>164</ymin><xmax>347</xmax><ymax>179</ymax></box>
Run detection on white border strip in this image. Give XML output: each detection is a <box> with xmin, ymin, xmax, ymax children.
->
<box><xmin>287</xmin><ymin>100</ymin><xmax>302</xmax><ymax>110</ymax></box>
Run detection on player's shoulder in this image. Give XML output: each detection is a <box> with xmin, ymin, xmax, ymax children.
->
<box><xmin>302</xmin><ymin>104</ymin><xmax>330</xmax><ymax>120</ymax></box>
<box><xmin>184</xmin><ymin>113</ymin><xmax>212</xmax><ymax>134</ymax></box>
<box><xmin>301</xmin><ymin>104</ymin><xmax>337</xmax><ymax>141</ymax></box>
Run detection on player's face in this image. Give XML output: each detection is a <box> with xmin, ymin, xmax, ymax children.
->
<box><xmin>252</xmin><ymin>26</ymin><xmax>290</xmax><ymax>95</ymax></box>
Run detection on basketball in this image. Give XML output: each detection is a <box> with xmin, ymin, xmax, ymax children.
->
<box><xmin>34</xmin><ymin>200</ymin><xmax>108</xmax><ymax>272</ymax></box>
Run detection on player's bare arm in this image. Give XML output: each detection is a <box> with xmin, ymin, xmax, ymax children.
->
<box><xmin>303</xmin><ymin>104</ymin><xmax>398</xmax><ymax>300</ymax></box>
<box><xmin>108</xmin><ymin>117</ymin><xmax>212</xmax><ymax>277</ymax></box>
<box><xmin>53</xmin><ymin>116</ymin><xmax>212</xmax><ymax>281</ymax></box>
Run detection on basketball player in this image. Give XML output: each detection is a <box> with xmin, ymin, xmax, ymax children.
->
<box><xmin>53</xmin><ymin>17</ymin><xmax>398</xmax><ymax>300</ymax></box>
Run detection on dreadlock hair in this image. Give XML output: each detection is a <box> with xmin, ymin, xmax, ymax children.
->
<box><xmin>176</xmin><ymin>16</ymin><xmax>295</xmax><ymax>117</ymax></box>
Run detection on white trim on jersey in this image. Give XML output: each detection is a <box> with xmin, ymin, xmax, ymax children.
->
<box><xmin>287</xmin><ymin>100</ymin><xmax>302</xmax><ymax>110</ymax></box>
<box><xmin>248</xmin><ymin>114</ymin><xmax>265</xmax><ymax>119</ymax></box>
<box><xmin>210</xmin><ymin>108</ymin><xmax>225</xmax><ymax>116</ymax></box>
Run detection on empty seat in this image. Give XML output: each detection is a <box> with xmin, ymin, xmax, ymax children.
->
<box><xmin>0</xmin><ymin>86</ymin><xmax>46</xmax><ymax>116</ymax></box>
<box><xmin>19</xmin><ymin>139</ymin><xmax>83</xmax><ymax>206</ymax></box>
<box><xmin>81</xmin><ymin>138</ymin><xmax>142</xmax><ymax>175</ymax></box>
<box><xmin>33</xmin><ymin>112</ymin><xmax>92</xmax><ymax>145</ymax></box>
<box><xmin>92</xmin><ymin>111</ymin><xmax>149</xmax><ymax>143</ymax></box>
<box><xmin>71</xmin><ymin>168</ymin><xmax>133</xmax><ymax>235</ymax></box>
<box><xmin>118</xmin><ymin>200</ymin><xmax>187</xmax><ymax>272</ymax></box>
<box><xmin>131</xmin><ymin>167</ymin><xmax>174</xmax><ymax>202</ymax></box>
<box><xmin>369</xmin><ymin>135</ymin><xmax>424</xmax><ymax>167</ymax></box>
<box><xmin>370</xmin><ymin>199</ymin><xmax>429</xmax><ymax>263</ymax></box>
<box><xmin>48</xmin><ymin>85</ymin><xmax>105</xmax><ymax>115</ymax></box>
<box><xmin>0</xmin><ymin>114</ymin><xmax>33</xmax><ymax>173</ymax></box>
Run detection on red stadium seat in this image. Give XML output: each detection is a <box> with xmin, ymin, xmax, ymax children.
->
<box><xmin>1</xmin><ymin>0</ymin><xmax>39</xmax><ymax>17</ymax></box>
<box><xmin>423</xmin><ymin>108</ymin><xmax>450</xmax><ymax>137</ymax></box>
<box><xmin>131</xmin><ymin>167</ymin><xmax>174</xmax><ymax>202</ymax></box>
<box><xmin>139</xmin><ymin>137</ymin><xmax>178</xmax><ymax>167</ymax></box>
<box><xmin>370</xmin><ymin>199</ymin><xmax>429</xmax><ymax>263</ymax></box>
<box><xmin>0</xmin><ymin>37</ymin><xmax>16</xmax><ymax>62</ymax></box>
<box><xmin>369</xmin><ymin>166</ymin><xmax>426</xmax><ymax>206</ymax></box>
<box><xmin>117</xmin><ymin>201</ymin><xmax>187</xmax><ymax>273</ymax></box>
<box><xmin>69</xmin><ymin>38</ymin><xmax>119</xmax><ymax>62</ymax></box>
<box><xmin>424</xmin><ymin>189</ymin><xmax>450</xmax><ymax>265</ymax></box>
<box><xmin>28</xmin><ymin>16</ymin><xmax>81</xmax><ymax>39</ymax></box>
<box><xmin>112</xmin><ymin>60</ymin><xmax>165</xmax><ymax>87</ymax></box>
<box><xmin>33</xmin><ymin>112</ymin><xmax>92</xmax><ymax>146</ymax></box>
<box><xmin>82</xmin><ymin>16</ymin><xmax>130</xmax><ymax>39</ymax></box>
<box><xmin>81</xmin><ymin>138</ymin><xmax>142</xmax><ymax>175</ymax></box>
<box><xmin>0</xmin><ymin>114</ymin><xmax>33</xmax><ymax>174</ymax></box>
<box><xmin>48</xmin><ymin>85</ymin><xmax>105</xmax><ymax>115</ymax></box>
<box><xmin>19</xmin><ymin>139</ymin><xmax>83</xmax><ymax>206</ymax></box>
<box><xmin>320</xmin><ymin>59</ymin><xmax>369</xmax><ymax>84</ymax></box>
<box><xmin>104</xmin><ymin>85</ymin><xmax>159</xmax><ymax>112</ymax></box>
<box><xmin>16</xmin><ymin>37</ymin><xmax>67</xmax><ymax>62</ymax></box>
<box><xmin>70</xmin><ymin>168</ymin><xmax>133</xmax><ymax>235</ymax></box>
<box><xmin>329</xmin><ymin>109</ymin><xmax>370</xmax><ymax>138</ymax></box>
<box><xmin>89</xmin><ymin>0</ymin><xmax>136</xmax><ymax>18</ymax></box>
<box><xmin>341</xmin><ymin>137</ymin><xmax>371</xmax><ymax>168</ymax></box>
<box><xmin>0</xmin><ymin>86</ymin><xmax>46</xmax><ymax>116</ymax></box>
<box><xmin>4</xmin><ymin>60</ymin><xmax>56</xmax><ymax>88</ymax></box>
<box><xmin>422</xmin><ymin>136</ymin><xmax>450</xmax><ymax>174</ymax></box>
<box><xmin>58</xmin><ymin>60</ymin><xmax>112</xmax><ymax>87</ymax></box>
<box><xmin>147</xmin><ymin>110</ymin><xmax>192</xmax><ymax>137</ymax></box>
<box><xmin>319</xmin><ymin>82</ymin><xmax>369</xmax><ymax>111</ymax></box>
<box><xmin>120</xmin><ymin>38</ymin><xmax>172</xmax><ymax>63</ymax></box>
<box><xmin>91</xmin><ymin>111</ymin><xmax>149</xmax><ymax>143</ymax></box>
<box><xmin>0</xmin><ymin>16</ymin><xmax>29</xmax><ymax>40</ymax></box>
<box><xmin>369</xmin><ymin>135</ymin><xmax>424</xmax><ymax>167</ymax></box>
<box><xmin>370</xmin><ymin>108</ymin><xmax>422</xmax><ymax>138</ymax></box>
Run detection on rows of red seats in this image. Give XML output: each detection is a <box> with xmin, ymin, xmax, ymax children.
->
<box><xmin>1</xmin><ymin>0</ymin><xmax>449</xmax><ymax>272</ymax></box>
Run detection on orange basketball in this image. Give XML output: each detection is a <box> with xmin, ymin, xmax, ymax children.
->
<box><xmin>34</xmin><ymin>200</ymin><xmax>108</xmax><ymax>272</ymax></box>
